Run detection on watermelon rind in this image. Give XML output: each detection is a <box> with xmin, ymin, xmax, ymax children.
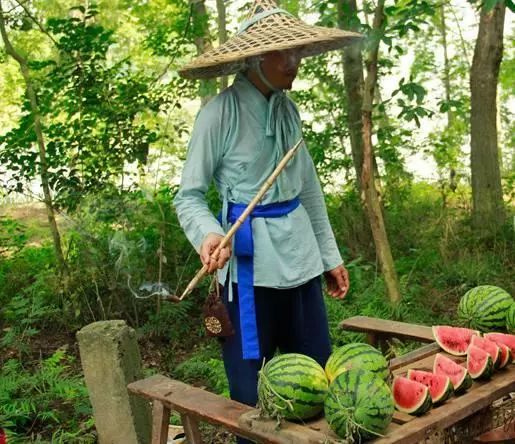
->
<box><xmin>483</xmin><ymin>332</ymin><xmax>515</xmax><ymax>363</ymax></box>
<box><xmin>458</xmin><ymin>285</ymin><xmax>513</xmax><ymax>332</ymax></box>
<box><xmin>470</xmin><ymin>335</ymin><xmax>502</xmax><ymax>369</ymax></box>
<box><xmin>325</xmin><ymin>343</ymin><xmax>389</xmax><ymax>383</ymax></box>
<box><xmin>433</xmin><ymin>353</ymin><xmax>472</xmax><ymax>394</ymax></box>
<box><xmin>325</xmin><ymin>369</ymin><xmax>394</xmax><ymax>441</ymax></box>
<box><xmin>257</xmin><ymin>353</ymin><xmax>328</xmax><ymax>420</ymax></box>
<box><xmin>467</xmin><ymin>345</ymin><xmax>494</xmax><ymax>380</ymax></box>
<box><xmin>392</xmin><ymin>376</ymin><xmax>432</xmax><ymax>416</ymax></box>
<box><xmin>507</xmin><ymin>303</ymin><xmax>515</xmax><ymax>334</ymax></box>
<box><xmin>432</xmin><ymin>326</ymin><xmax>480</xmax><ymax>356</ymax></box>
<box><xmin>497</xmin><ymin>344</ymin><xmax>512</xmax><ymax>369</ymax></box>
<box><xmin>455</xmin><ymin>372</ymin><xmax>473</xmax><ymax>393</ymax></box>
<box><xmin>407</xmin><ymin>369</ymin><xmax>453</xmax><ymax>405</ymax></box>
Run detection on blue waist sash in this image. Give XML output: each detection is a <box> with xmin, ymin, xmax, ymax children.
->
<box><xmin>227</xmin><ymin>196</ymin><xmax>300</xmax><ymax>360</ymax></box>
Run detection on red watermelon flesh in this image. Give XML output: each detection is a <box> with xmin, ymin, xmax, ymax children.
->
<box><xmin>432</xmin><ymin>326</ymin><xmax>480</xmax><ymax>356</ymax></box>
<box><xmin>467</xmin><ymin>345</ymin><xmax>494</xmax><ymax>379</ymax></box>
<box><xmin>497</xmin><ymin>344</ymin><xmax>512</xmax><ymax>368</ymax></box>
<box><xmin>392</xmin><ymin>376</ymin><xmax>432</xmax><ymax>415</ymax></box>
<box><xmin>483</xmin><ymin>333</ymin><xmax>515</xmax><ymax>363</ymax></box>
<box><xmin>407</xmin><ymin>369</ymin><xmax>453</xmax><ymax>404</ymax></box>
<box><xmin>470</xmin><ymin>335</ymin><xmax>501</xmax><ymax>368</ymax></box>
<box><xmin>433</xmin><ymin>353</ymin><xmax>471</xmax><ymax>393</ymax></box>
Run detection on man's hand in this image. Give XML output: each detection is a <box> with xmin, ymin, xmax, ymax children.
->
<box><xmin>200</xmin><ymin>233</ymin><xmax>232</xmax><ymax>273</ymax></box>
<box><xmin>324</xmin><ymin>265</ymin><xmax>350</xmax><ymax>299</ymax></box>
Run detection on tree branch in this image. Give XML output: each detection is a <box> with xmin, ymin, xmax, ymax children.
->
<box><xmin>14</xmin><ymin>0</ymin><xmax>59</xmax><ymax>47</ymax></box>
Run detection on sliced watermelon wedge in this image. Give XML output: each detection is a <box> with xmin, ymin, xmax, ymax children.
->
<box><xmin>432</xmin><ymin>326</ymin><xmax>480</xmax><ymax>356</ymax></box>
<box><xmin>470</xmin><ymin>335</ymin><xmax>502</xmax><ymax>368</ymax></box>
<box><xmin>433</xmin><ymin>353</ymin><xmax>472</xmax><ymax>394</ymax></box>
<box><xmin>392</xmin><ymin>376</ymin><xmax>432</xmax><ymax>415</ymax></box>
<box><xmin>407</xmin><ymin>369</ymin><xmax>453</xmax><ymax>404</ymax></box>
<box><xmin>467</xmin><ymin>345</ymin><xmax>494</xmax><ymax>379</ymax></box>
<box><xmin>483</xmin><ymin>333</ymin><xmax>515</xmax><ymax>364</ymax></box>
<box><xmin>497</xmin><ymin>344</ymin><xmax>512</xmax><ymax>369</ymax></box>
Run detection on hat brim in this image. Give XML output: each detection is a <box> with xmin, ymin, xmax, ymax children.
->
<box><xmin>179</xmin><ymin>21</ymin><xmax>362</xmax><ymax>79</ymax></box>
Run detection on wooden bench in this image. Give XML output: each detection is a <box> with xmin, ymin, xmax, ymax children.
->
<box><xmin>127</xmin><ymin>375</ymin><xmax>343</xmax><ymax>444</ymax></box>
<box><xmin>128</xmin><ymin>316</ymin><xmax>515</xmax><ymax>443</ymax></box>
<box><xmin>339</xmin><ymin>315</ymin><xmax>435</xmax><ymax>346</ymax></box>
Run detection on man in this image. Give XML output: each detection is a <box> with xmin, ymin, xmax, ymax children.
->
<box><xmin>174</xmin><ymin>1</ymin><xmax>360</xmax><ymax>441</ymax></box>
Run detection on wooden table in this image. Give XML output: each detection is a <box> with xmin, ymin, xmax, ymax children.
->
<box><xmin>128</xmin><ymin>316</ymin><xmax>515</xmax><ymax>444</ymax></box>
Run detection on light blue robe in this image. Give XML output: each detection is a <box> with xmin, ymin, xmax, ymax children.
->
<box><xmin>173</xmin><ymin>73</ymin><xmax>342</xmax><ymax>288</ymax></box>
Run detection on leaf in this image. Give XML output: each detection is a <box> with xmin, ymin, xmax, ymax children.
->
<box><xmin>69</xmin><ymin>6</ymin><xmax>86</xmax><ymax>13</ymax></box>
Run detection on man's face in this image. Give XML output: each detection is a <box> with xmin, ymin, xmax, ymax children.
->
<box><xmin>261</xmin><ymin>49</ymin><xmax>302</xmax><ymax>90</ymax></box>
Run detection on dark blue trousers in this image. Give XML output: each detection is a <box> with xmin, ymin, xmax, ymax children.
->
<box><xmin>220</xmin><ymin>276</ymin><xmax>332</xmax><ymax>444</ymax></box>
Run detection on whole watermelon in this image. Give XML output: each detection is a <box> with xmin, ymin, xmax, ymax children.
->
<box><xmin>325</xmin><ymin>343</ymin><xmax>389</xmax><ymax>383</ymax></box>
<box><xmin>258</xmin><ymin>353</ymin><xmax>328</xmax><ymax>420</ymax></box>
<box><xmin>507</xmin><ymin>303</ymin><xmax>515</xmax><ymax>334</ymax></box>
<box><xmin>325</xmin><ymin>368</ymin><xmax>394</xmax><ymax>441</ymax></box>
<box><xmin>458</xmin><ymin>285</ymin><xmax>513</xmax><ymax>332</ymax></box>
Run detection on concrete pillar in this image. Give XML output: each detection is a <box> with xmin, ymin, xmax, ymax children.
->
<box><xmin>77</xmin><ymin>320</ymin><xmax>152</xmax><ymax>444</ymax></box>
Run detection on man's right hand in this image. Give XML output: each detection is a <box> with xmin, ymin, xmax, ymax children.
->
<box><xmin>200</xmin><ymin>233</ymin><xmax>232</xmax><ymax>273</ymax></box>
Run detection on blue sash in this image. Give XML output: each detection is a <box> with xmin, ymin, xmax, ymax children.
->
<box><xmin>227</xmin><ymin>197</ymin><xmax>300</xmax><ymax>359</ymax></box>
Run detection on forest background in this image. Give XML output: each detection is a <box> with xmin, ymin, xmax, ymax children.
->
<box><xmin>0</xmin><ymin>0</ymin><xmax>513</xmax><ymax>442</ymax></box>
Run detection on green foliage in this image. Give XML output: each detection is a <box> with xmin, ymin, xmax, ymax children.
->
<box><xmin>292</xmin><ymin>52</ymin><xmax>352</xmax><ymax>183</ymax></box>
<box><xmin>59</xmin><ymin>185</ymin><xmax>205</xmax><ymax>334</ymax></box>
<box><xmin>172</xmin><ymin>344</ymin><xmax>229</xmax><ymax>398</ymax></box>
<box><xmin>325</xmin><ymin>181</ymin><xmax>513</xmax><ymax>350</ymax></box>
<box><xmin>1</xmin><ymin>293</ymin><xmax>60</xmax><ymax>357</ymax></box>
<box><xmin>0</xmin><ymin>216</ymin><xmax>27</xmax><ymax>254</ymax></box>
<box><xmin>0</xmin><ymin>351</ymin><xmax>95</xmax><ymax>443</ymax></box>
<box><xmin>0</xmin><ymin>4</ymin><xmax>174</xmax><ymax>211</ymax></box>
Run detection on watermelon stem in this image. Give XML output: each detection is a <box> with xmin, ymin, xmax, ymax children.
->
<box><xmin>331</xmin><ymin>402</ymin><xmax>386</xmax><ymax>443</ymax></box>
<box><xmin>257</xmin><ymin>368</ymin><xmax>298</xmax><ymax>424</ymax></box>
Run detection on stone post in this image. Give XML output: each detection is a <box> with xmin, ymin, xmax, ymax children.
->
<box><xmin>77</xmin><ymin>320</ymin><xmax>152</xmax><ymax>444</ymax></box>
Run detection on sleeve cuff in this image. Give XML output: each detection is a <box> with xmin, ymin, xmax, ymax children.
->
<box><xmin>191</xmin><ymin>222</ymin><xmax>226</xmax><ymax>253</ymax></box>
<box><xmin>322</xmin><ymin>251</ymin><xmax>343</xmax><ymax>272</ymax></box>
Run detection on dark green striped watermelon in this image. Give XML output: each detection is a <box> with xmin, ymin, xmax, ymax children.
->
<box><xmin>458</xmin><ymin>285</ymin><xmax>513</xmax><ymax>332</ymax></box>
<box><xmin>507</xmin><ymin>303</ymin><xmax>515</xmax><ymax>334</ymax></box>
<box><xmin>325</xmin><ymin>369</ymin><xmax>394</xmax><ymax>441</ymax></box>
<box><xmin>325</xmin><ymin>343</ymin><xmax>389</xmax><ymax>383</ymax></box>
<box><xmin>392</xmin><ymin>376</ymin><xmax>432</xmax><ymax>416</ymax></box>
<box><xmin>258</xmin><ymin>353</ymin><xmax>328</xmax><ymax>421</ymax></box>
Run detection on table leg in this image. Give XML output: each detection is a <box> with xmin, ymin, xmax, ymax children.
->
<box><xmin>152</xmin><ymin>401</ymin><xmax>171</xmax><ymax>444</ymax></box>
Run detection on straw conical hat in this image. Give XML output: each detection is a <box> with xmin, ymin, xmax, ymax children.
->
<box><xmin>179</xmin><ymin>0</ymin><xmax>362</xmax><ymax>79</ymax></box>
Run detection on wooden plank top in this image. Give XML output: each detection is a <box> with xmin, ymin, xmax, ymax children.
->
<box><xmin>389</xmin><ymin>342</ymin><xmax>440</xmax><ymax>371</ymax></box>
<box><xmin>128</xmin><ymin>375</ymin><xmax>259</xmax><ymax>441</ymax></box>
<box><xmin>238</xmin><ymin>411</ymin><xmax>340</xmax><ymax>444</ymax></box>
<box><xmin>128</xmin><ymin>375</ymin><xmax>333</xmax><ymax>443</ymax></box>
<box><xmin>339</xmin><ymin>316</ymin><xmax>435</xmax><ymax>342</ymax></box>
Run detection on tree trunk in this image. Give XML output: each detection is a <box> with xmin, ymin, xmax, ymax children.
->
<box><xmin>440</xmin><ymin>4</ymin><xmax>457</xmax><ymax>196</ymax></box>
<box><xmin>336</xmin><ymin>0</ymin><xmax>377</xmax><ymax>259</ymax></box>
<box><xmin>190</xmin><ymin>0</ymin><xmax>217</xmax><ymax>106</ymax></box>
<box><xmin>216</xmin><ymin>0</ymin><xmax>228</xmax><ymax>91</ymax></box>
<box><xmin>470</xmin><ymin>1</ymin><xmax>506</xmax><ymax>235</ymax></box>
<box><xmin>361</xmin><ymin>0</ymin><xmax>401</xmax><ymax>304</ymax></box>
<box><xmin>337</xmin><ymin>0</ymin><xmax>365</xmax><ymax>185</ymax></box>
<box><xmin>0</xmin><ymin>2</ymin><xmax>67</xmax><ymax>276</ymax></box>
